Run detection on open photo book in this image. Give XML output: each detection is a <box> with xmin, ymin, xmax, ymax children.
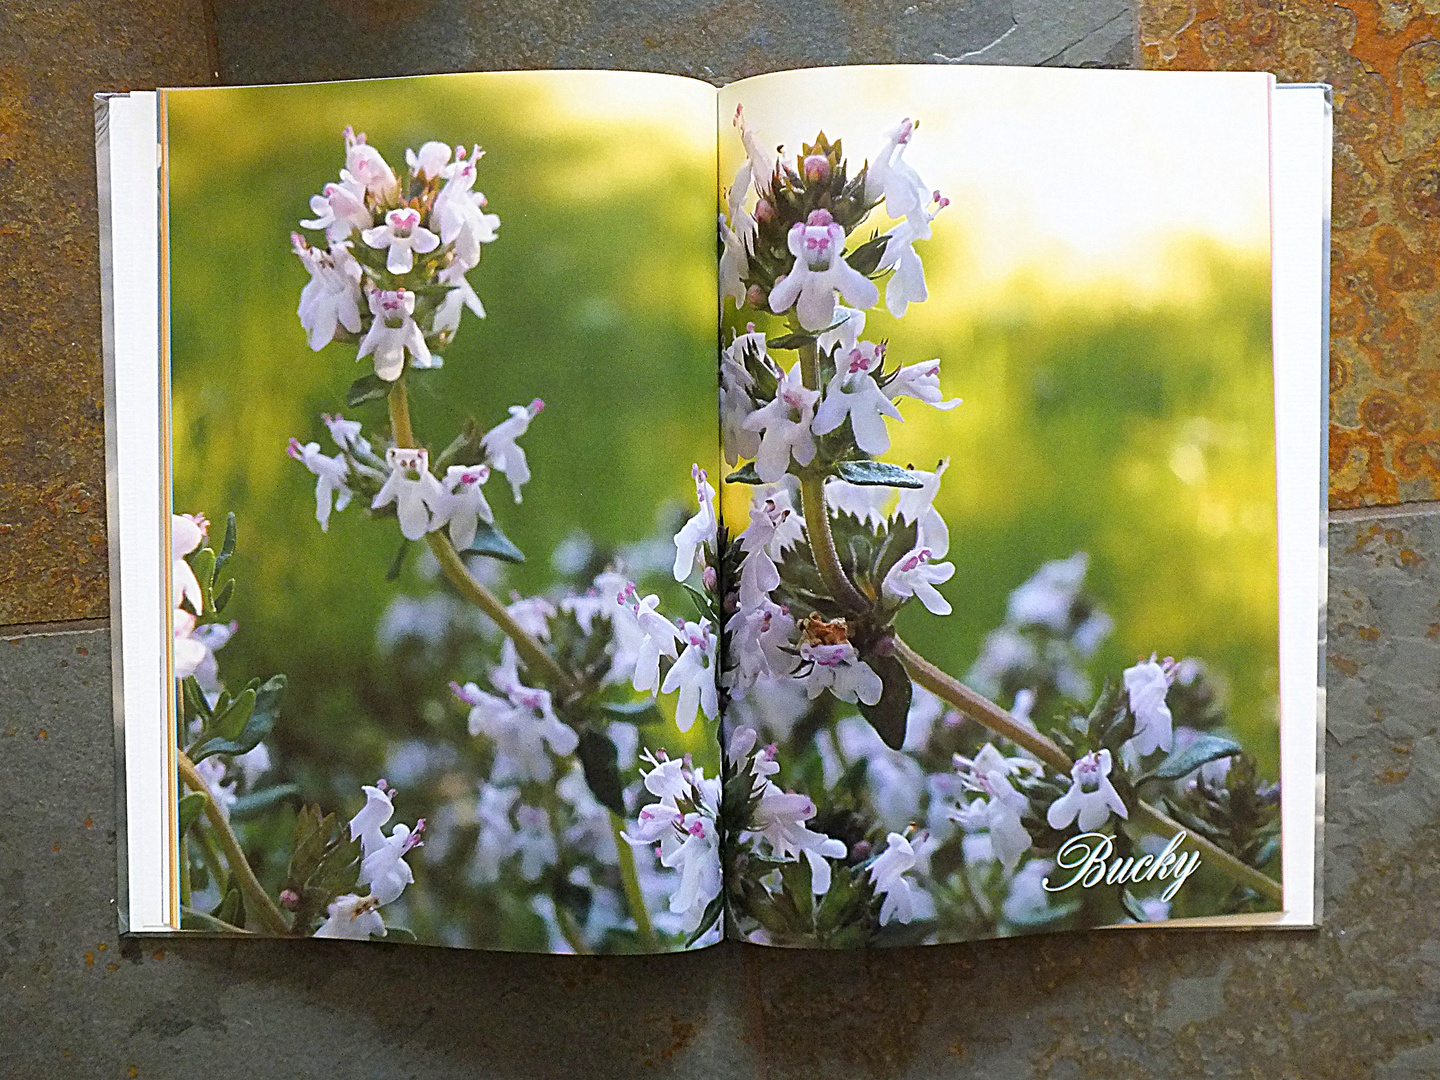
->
<box><xmin>98</xmin><ymin>64</ymin><xmax>1330</xmax><ymax>952</ymax></box>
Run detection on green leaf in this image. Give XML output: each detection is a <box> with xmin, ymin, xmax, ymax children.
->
<box><xmin>834</xmin><ymin>460</ymin><xmax>924</xmax><ymax>488</ymax></box>
<box><xmin>384</xmin><ymin>925</ymin><xmax>418</xmax><ymax>943</ymax></box>
<box><xmin>188</xmin><ymin>547</ymin><xmax>216</xmax><ymax>610</ymax></box>
<box><xmin>577</xmin><ymin>729</ymin><xmax>625</xmax><ymax>816</ymax></box>
<box><xmin>286</xmin><ymin>806</ymin><xmax>333</xmax><ymax>891</ymax></box>
<box><xmin>211</xmin><ymin>578</ymin><xmax>235</xmax><ymax>614</ymax></box>
<box><xmin>181</xmin><ymin>904</ymin><xmax>245</xmax><ymax>933</ymax></box>
<box><xmin>1142</xmin><ymin>734</ymin><xmax>1243</xmax><ymax>783</ymax></box>
<box><xmin>466</xmin><ymin>520</ymin><xmax>526</xmax><ymax>564</ymax></box>
<box><xmin>856</xmin><ymin>652</ymin><xmax>912</xmax><ymax>750</ymax></box>
<box><xmin>177</xmin><ymin>792</ymin><xmax>207</xmax><ymax>836</ymax></box>
<box><xmin>682</xmin><ymin>582</ymin><xmax>716</xmax><ymax>620</ymax></box>
<box><xmin>229</xmin><ymin>783</ymin><xmax>301</xmax><ymax>821</ymax></box>
<box><xmin>778</xmin><ymin>858</ymin><xmax>815</xmax><ymax>926</ymax></box>
<box><xmin>725</xmin><ymin>463</ymin><xmax>764</xmax><ymax>485</ymax></box>
<box><xmin>209</xmin><ymin>687</ymin><xmax>255</xmax><ymax>741</ymax></box>
<box><xmin>766</xmin><ymin>332</ymin><xmax>815</xmax><ymax>351</ymax></box>
<box><xmin>599</xmin><ymin>700</ymin><xmax>664</xmax><ymax>724</ymax></box>
<box><xmin>211</xmin><ymin>877</ymin><xmax>245</xmax><ymax>930</ymax></box>
<box><xmin>683</xmin><ymin>891</ymin><xmax>725</xmax><ymax>947</ymax></box>
<box><xmin>385</xmin><ymin>539</ymin><xmax>408</xmax><ymax>582</ymax></box>
<box><xmin>190</xmin><ymin>674</ymin><xmax>285</xmax><ymax>762</ymax></box>
<box><xmin>213</xmin><ymin>512</ymin><xmax>237</xmax><ymax>577</ymax></box>
<box><xmin>181</xmin><ymin>677</ymin><xmax>211</xmax><ymax>724</ymax></box>
<box><xmin>346</xmin><ymin>374</ymin><xmax>390</xmax><ymax>408</ymax></box>
<box><xmin>846</xmin><ymin>233</ymin><xmax>892</xmax><ymax>277</ymax></box>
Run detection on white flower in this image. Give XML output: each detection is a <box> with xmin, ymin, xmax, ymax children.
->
<box><xmin>719</xmin><ymin>158</ymin><xmax>755</xmax><ymax>309</ymax></box>
<box><xmin>513</xmin><ymin>805</ymin><xmax>558</xmax><ymax>881</ymax></box>
<box><xmin>952</xmin><ymin>744</ymin><xmax>1038</xmax><ymax>872</ymax></box>
<box><xmin>433</xmin><ymin>150</ymin><xmax>500</xmax><ymax>266</ymax></box>
<box><xmin>825</xmin><ymin>479</ymin><xmax>891</xmax><ymax>528</ymax></box>
<box><xmin>362</xmin><ymin>207</ymin><xmax>440</xmax><ymax>275</ymax></box>
<box><xmin>721</xmin><ymin>337</ymin><xmax>762</xmax><ymax>465</ymax></box>
<box><xmin>343</xmin><ymin>126</ymin><xmax>397</xmax><ymax>200</ymax></box>
<box><xmin>866</xmin><ymin>119</ymin><xmax>928</xmax><ymax>220</ymax></box>
<box><xmin>799</xmin><ymin>640</ymin><xmax>883</xmax><ymax>706</ymax></box>
<box><xmin>622</xmin><ymin>585</ymin><xmax>683</xmax><ymax>696</ymax></box>
<box><xmin>172</xmin><ymin>513</ymin><xmax>207</xmax><ymax>614</ymax></box>
<box><xmin>357</xmin><ymin>289</ymin><xmax>430</xmax><ymax>381</ymax></box>
<box><xmin>748</xmin><ymin>784</ymin><xmax>846</xmax><ymax>894</ymax></box>
<box><xmin>451</xmin><ymin>669</ymin><xmax>578</xmax><ymax>785</ymax></box>
<box><xmin>830</xmin><ymin>716</ymin><xmax>925</xmax><ymax>830</ymax></box>
<box><xmin>1046</xmin><ymin>749</ymin><xmax>1128</xmax><ymax>832</ymax></box>
<box><xmin>1006</xmin><ymin>552</ymin><xmax>1089</xmax><ymax>632</ymax></box>
<box><xmin>811</xmin><ymin>344</ymin><xmax>903</xmax><ymax>454</ymax></box>
<box><xmin>733</xmin><ymin>105</ymin><xmax>775</xmax><ymax>198</ymax></box>
<box><xmin>434</xmin><ymin>260</ymin><xmax>487</xmax><ymax>333</ymax></box>
<box><xmin>869</xmin><ymin>832</ymin><xmax>923</xmax><ymax>925</ymax></box>
<box><xmin>624</xmin><ymin>753</ymin><xmax>723</xmax><ymax>934</ymax></box>
<box><xmin>321</xmin><ymin>412</ymin><xmax>370</xmax><ymax>457</ymax></box>
<box><xmin>472</xmin><ymin>784</ymin><xmax>520</xmax><ymax>883</ymax></box>
<box><xmin>882</xmin><ymin>546</ymin><xmax>954</xmax><ymax>615</ymax></box>
<box><xmin>663</xmin><ymin>813</ymin><xmax>722</xmax><ymax>932</ymax></box>
<box><xmin>300</xmin><ymin>175</ymin><xmax>371</xmax><ymax>244</ymax></box>
<box><xmin>359</xmin><ymin>819</ymin><xmax>423</xmax><ymax>905</ymax></box>
<box><xmin>371</xmin><ymin>447</ymin><xmax>443</xmax><ymax>541</ymax></box>
<box><xmin>1001</xmin><ymin>859</ymin><xmax>1058</xmax><ymax>925</ymax></box>
<box><xmin>877</xmin><ymin>194</ymin><xmax>947</xmax><ymax>319</ymax></box>
<box><xmin>768</xmin><ymin>209</ymin><xmax>879</xmax><ymax>330</ymax></box>
<box><xmin>817</xmin><ymin>305</ymin><xmax>865</xmax><ymax>355</ymax></box>
<box><xmin>886</xmin><ymin>359</ymin><xmax>960</xmax><ymax>412</ymax></box>
<box><xmin>406</xmin><ymin>140</ymin><xmax>452</xmax><ymax>180</ymax></box>
<box><xmin>660</xmin><ymin>620</ymin><xmax>718</xmax><ymax>732</ymax></box>
<box><xmin>287</xmin><ymin>438</ymin><xmax>353</xmax><ymax>532</ymax></box>
<box><xmin>743</xmin><ymin>362</ymin><xmax>819</xmax><ymax>483</ymax></box>
<box><xmin>314</xmin><ymin>893</ymin><xmax>386</xmax><ymax>939</ymax></box>
<box><xmin>192</xmin><ymin>754</ymin><xmax>236</xmax><ymax>819</ymax></box>
<box><xmin>348</xmin><ymin>782</ymin><xmax>397</xmax><ymax>849</ymax></box>
<box><xmin>726</xmin><ymin>597</ymin><xmax>797</xmax><ymax>693</ymax></box>
<box><xmin>1123</xmin><ymin>656</ymin><xmax>1175</xmax><ymax>756</ymax></box>
<box><xmin>737</xmin><ymin>496</ymin><xmax>792</xmax><ymax>608</ymax></box>
<box><xmin>293</xmin><ymin>235</ymin><xmax>363</xmax><ymax>350</ymax></box>
<box><xmin>895</xmin><ymin>458</ymin><xmax>950</xmax><ymax>558</ymax></box>
<box><xmin>672</xmin><ymin>464</ymin><xmax>717</xmax><ymax>581</ymax></box>
<box><xmin>481</xmin><ymin>399</ymin><xmax>544</xmax><ymax>503</ymax></box>
<box><xmin>430</xmin><ymin>464</ymin><xmax>493</xmax><ymax>551</ymax></box>
<box><xmin>183</xmin><ymin>617</ymin><xmax>238</xmax><ymax>694</ymax></box>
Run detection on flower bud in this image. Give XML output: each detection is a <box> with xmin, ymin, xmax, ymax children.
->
<box><xmin>746</xmin><ymin>284</ymin><xmax>767</xmax><ymax>308</ymax></box>
<box><xmin>753</xmin><ymin>199</ymin><xmax>775</xmax><ymax>223</ymax></box>
<box><xmin>279</xmin><ymin>889</ymin><xmax>300</xmax><ymax>911</ymax></box>
<box><xmin>802</xmin><ymin>154</ymin><xmax>830</xmax><ymax>182</ymax></box>
<box><xmin>701</xmin><ymin>566</ymin><xmax>718</xmax><ymax>591</ymax></box>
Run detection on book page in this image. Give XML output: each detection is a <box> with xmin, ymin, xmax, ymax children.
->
<box><xmin>158</xmin><ymin>70</ymin><xmax>724</xmax><ymax>951</ymax></box>
<box><xmin>715</xmin><ymin>66</ymin><xmax>1307</xmax><ymax>946</ymax></box>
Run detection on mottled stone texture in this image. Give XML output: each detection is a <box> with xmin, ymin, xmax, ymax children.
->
<box><xmin>1139</xmin><ymin>0</ymin><xmax>1440</xmax><ymax>511</ymax></box>
<box><xmin>0</xmin><ymin>3</ymin><xmax>213</xmax><ymax>626</ymax></box>
<box><xmin>3</xmin><ymin>510</ymin><xmax>1439</xmax><ymax>1077</ymax></box>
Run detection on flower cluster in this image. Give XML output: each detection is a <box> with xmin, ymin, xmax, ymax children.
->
<box><xmin>294</xmin><ymin>128</ymin><xmax>499</xmax><ymax>381</ymax></box>
<box><xmin>286</xmin><ymin>401</ymin><xmax>541</xmax><ymax>540</ymax></box>
<box><xmin>623</xmin><ymin>749</ymin><xmax>723</xmax><ymax>935</ymax></box>
<box><xmin>316</xmin><ymin>779</ymin><xmax>425</xmax><ymax>939</ymax></box>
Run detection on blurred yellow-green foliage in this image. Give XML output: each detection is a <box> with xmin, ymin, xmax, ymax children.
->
<box><xmin>167</xmin><ymin>73</ymin><xmax>722</xmax><ymax>805</ymax></box>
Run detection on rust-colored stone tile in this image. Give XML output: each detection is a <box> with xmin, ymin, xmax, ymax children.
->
<box><xmin>0</xmin><ymin>2</ymin><xmax>213</xmax><ymax>626</ymax></box>
<box><xmin>1138</xmin><ymin>0</ymin><xmax>1440</xmax><ymax>511</ymax></box>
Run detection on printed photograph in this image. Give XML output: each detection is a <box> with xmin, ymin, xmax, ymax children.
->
<box><xmin>165</xmin><ymin>71</ymin><xmax>726</xmax><ymax>951</ymax></box>
<box><xmin>714</xmin><ymin>66</ymin><xmax>1285</xmax><ymax>946</ymax></box>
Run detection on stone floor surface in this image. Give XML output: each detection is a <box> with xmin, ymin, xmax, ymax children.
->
<box><xmin>3</xmin><ymin>0</ymin><xmax>1439</xmax><ymax>1076</ymax></box>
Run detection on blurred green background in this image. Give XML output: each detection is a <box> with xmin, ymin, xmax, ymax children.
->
<box><xmin>167</xmin><ymin>72</ymin><xmax>722</xmax><ymax>810</ymax></box>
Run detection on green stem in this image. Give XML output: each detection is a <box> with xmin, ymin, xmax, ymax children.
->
<box><xmin>388</xmin><ymin>379</ymin><xmax>576</xmax><ymax>695</ymax></box>
<box><xmin>180</xmin><ymin>905</ymin><xmax>251</xmax><ymax>934</ymax></box>
<box><xmin>893</xmin><ymin>635</ymin><xmax>1072</xmax><ymax>773</ymax></box>
<box><xmin>178</xmin><ymin>752</ymin><xmax>292</xmax><ymax>935</ymax></box>
<box><xmin>796</xmin><ymin>341</ymin><xmax>869</xmax><ymax>614</ymax></box>
<box><xmin>555</xmin><ymin>904</ymin><xmax>590</xmax><ymax>955</ymax></box>
<box><xmin>1131</xmin><ymin>799</ymin><xmax>1283</xmax><ymax>904</ymax></box>
<box><xmin>891</xmin><ymin>635</ymin><xmax>1282</xmax><ymax>904</ymax></box>
<box><xmin>179</xmin><ymin>835</ymin><xmax>192</xmax><ymax>908</ymax></box>
<box><xmin>612</xmin><ymin>812</ymin><xmax>659</xmax><ymax>951</ymax></box>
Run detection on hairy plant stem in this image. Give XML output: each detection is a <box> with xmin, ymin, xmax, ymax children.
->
<box><xmin>787</xmin><ymin>427</ymin><xmax>1284</xmax><ymax>906</ymax></box>
<box><xmin>892</xmin><ymin>637</ymin><xmax>1283</xmax><ymax>904</ymax></box>
<box><xmin>611</xmin><ymin>812</ymin><xmax>659</xmax><ymax>951</ymax></box>
<box><xmin>388</xmin><ymin>376</ymin><xmax>660</xmax><ymax>943</ymax></box>
<box><xmin>178</xmin><ymin>752</ymin><xmax>292</xmax><ymax>935</ymax></box>
<box><xmin>796</xmin><ymin>340</ymin><xmax>869</xmax><ymax>614</ymax></box>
